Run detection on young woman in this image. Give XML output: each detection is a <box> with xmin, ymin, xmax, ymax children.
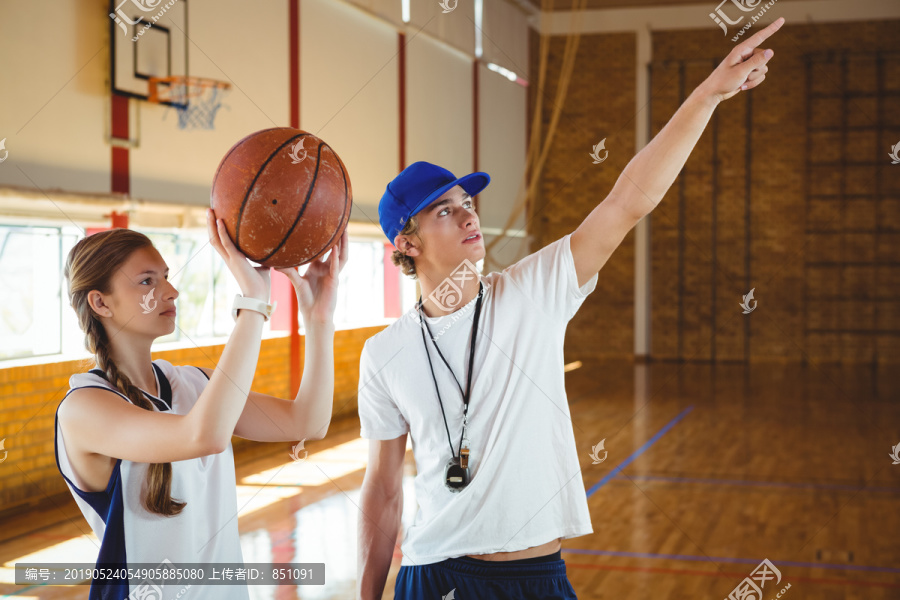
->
<box><xmin>55</xmin><ymin>209</ymin><xmax>346</xmax><ymax>599</ymax></box>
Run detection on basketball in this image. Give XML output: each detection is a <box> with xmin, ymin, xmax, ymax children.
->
<box><xmin>210</xmin><ymin>127</ymin><xmax>352</xmax><ymax>268</ymax></box>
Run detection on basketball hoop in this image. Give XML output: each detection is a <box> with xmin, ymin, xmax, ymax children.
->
<box><xmin>148</xmin><ymin>76</ymin><xmax>231</xmax><ymax>130</ymax></box>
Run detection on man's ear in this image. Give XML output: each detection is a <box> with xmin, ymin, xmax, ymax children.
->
<box><xmin>394</xmin><ymin>234</ymin><xmax>422</xmax><ymax>258</ymax></box>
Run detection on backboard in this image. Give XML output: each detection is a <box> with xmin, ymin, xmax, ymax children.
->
<box><xmin>110</xmin><ymin>0</ymin><xmax>189</xmax><ymax>107</ymax></box>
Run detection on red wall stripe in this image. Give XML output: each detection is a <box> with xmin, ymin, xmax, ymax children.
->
<box><xmin>473</xmin><ymin>59</ymin><xmax>479</xmax><ymax>213</ymax></box>
<box><xmin>398</xmin><ymin>31</ymin><xmax>406</xmax><ymax>173</ymax></box>
<box><xmin>289</xmin><ymin>0</ymin><xmax>302</xmax><ymax>398</ymax></box>
<box><xmin>111</xmin><ymin>95</ymin><xmax>130</xmax><ymax>196</ymax></box>
<box><xmin>384</xmin><ymin>31</ymin><xmax>408</xmax><ymax>318</ymax></box>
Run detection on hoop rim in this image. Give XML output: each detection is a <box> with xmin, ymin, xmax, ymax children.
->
<box><xmin>147</xmin><ymin>76</ymin><xmax>231</xmax><ymax>104</ymax></box>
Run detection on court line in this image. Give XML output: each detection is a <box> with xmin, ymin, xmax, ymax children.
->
<box><xmin>610</xmin><ymin>473</ymin><xmax>900</xmax><ymax>494</ymax></box>
<box><xmin>564</xmin><ymin>560</ymin><xmax>900</xmax><ymax>589</ymax></box>
<box><xmin>562</xmin><ymin>548</ymin><xmax>900</xmax><ymax>574</ymax></box>
<box><xmin>586</xmin><ymin>405</ymin><xmax>694</xmax><ymax>498</ymax></box>
<box><xmin>2</xmin><ymin>586</ymin><xmax>38</xmax><ymax>597</ymax></box>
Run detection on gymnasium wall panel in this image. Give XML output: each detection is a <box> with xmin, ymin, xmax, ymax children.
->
<box><xmin>0</xmin><ymin>0</ymin><xmax>109</xmax><ymax>194</ymax></box>
<box><xmin>408</xmin><ymin>0</ymin><xmax>475</xmax><ymax>59</ymax></box>
<box><xmin>483</xmin><ymin>0</ymin><xmax>529</xmax><ymax>79</ymax></box>
<box><xmin>478</xmin><ymin>62</ymin><xmax>529</xmax><ymax>270</ymax></box>
<box><xmin>301</xmin><ymin>0</ymin><xmax>399</xmax><ymax>220</ymax></box>
<box><xmin>345</xmin><ymin>0</ymin><xmax>403</xmax><ymax>27</ymax></box>
<box><xmin>405</xmin><ymin>34</ymin><xmax>473</xmax><ymax>188</ymax></box>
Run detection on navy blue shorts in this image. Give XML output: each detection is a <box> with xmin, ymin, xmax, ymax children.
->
<box><xmin>394</xmin><ymin>550</ymin><xmax>578</xmax><ymax>599</ymax></box>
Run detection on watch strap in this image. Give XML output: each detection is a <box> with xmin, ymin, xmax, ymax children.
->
<box><xmin>231</xmin><ymin>294</ymin><xmax>275</xmax><ymax>322</ymax></box>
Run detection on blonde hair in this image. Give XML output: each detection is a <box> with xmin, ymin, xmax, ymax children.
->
<box><xmin>390</xmin><ymin>215</ymin><xmax>421</xmax><ymax>278</ymax></box>
<box><xmin>64</xmin><ymin>228</ymin><xmax>186</xmax><ymax>517</ymax></box>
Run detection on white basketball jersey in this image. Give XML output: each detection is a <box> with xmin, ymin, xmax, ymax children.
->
<box><xmin>55</xmin><ymin>358</ymin><xmax>249</xmax><ymax>599</ymax></box>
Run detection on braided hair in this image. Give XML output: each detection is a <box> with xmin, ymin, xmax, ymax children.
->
<box><xmin>63</xmin><ymin>228</ymin><xmax>185</xmax><ymax>516</ymax></box>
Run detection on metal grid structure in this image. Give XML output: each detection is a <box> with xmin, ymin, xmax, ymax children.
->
<box><xmin>804</xmin><ymin>50</ymin><xmax>900</xmax><ymax>366</ymax></box>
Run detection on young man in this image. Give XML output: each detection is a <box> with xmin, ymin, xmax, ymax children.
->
<box><xmin>356</xmin><ymin>18</ymin><xmax>783</xmax><ymax>599</ymax></box>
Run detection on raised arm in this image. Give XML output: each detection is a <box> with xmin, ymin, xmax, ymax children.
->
<box><xmin>220</xmin><ymin>229</ymin><xmax>349</xmax><ymax>443</ymax></box>
<box><xmin>571</xmin><ymin>17</ymin><xmax>784</xmax><ymax>288</ymax></box>
<box><xmin>197</xmin><ymin>318</ymin><xmax>336</xmax><ymax>444</ymax></box>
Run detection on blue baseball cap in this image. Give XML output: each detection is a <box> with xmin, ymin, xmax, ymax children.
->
<box><xmin>379</xmin><ymin>161</ymin><xmax>490</xmax><ymax>244</ymax></box>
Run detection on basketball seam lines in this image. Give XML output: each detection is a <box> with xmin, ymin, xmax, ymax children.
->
<box><xmin>257</xmin><ymin>140</ymin><xmax>324</xmax><ymax>263</ymax></box>
<box><xmin>233</xmin><ymin>131</ymin><xmax>310</xmax><ymax>257</ymax></box>
<box><xmin>302</xmin><ymin>144</ymin><xmax>350</xmax><ymax>264</ymax></box>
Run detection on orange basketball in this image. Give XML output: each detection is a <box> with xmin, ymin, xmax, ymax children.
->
<box><xmin>210</xmin><ymin>127</ymin><xmax>352</xmax><ymax>268</ymax></box>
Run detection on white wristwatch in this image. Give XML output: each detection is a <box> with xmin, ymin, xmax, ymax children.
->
<box><xmin>231</xmin><ymin>294</ymin><xmax>276</xmax><ymax>322</ymax></box>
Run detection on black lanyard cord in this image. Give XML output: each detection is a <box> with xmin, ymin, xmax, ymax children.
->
<box><xmin>419</xmin><ymin>322</ymin><xmax>455</xmax><ymax>457</ymax></box>
<box><xmin>417</xmin><ymin>282</ymin><xmax>484</xmax><ymax>458</ymax></box>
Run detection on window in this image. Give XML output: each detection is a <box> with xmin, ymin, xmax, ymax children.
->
<box><xmin>0</xmin><ymin>223</ymin><xmax>391</xmax><ymax>362</ymax></box>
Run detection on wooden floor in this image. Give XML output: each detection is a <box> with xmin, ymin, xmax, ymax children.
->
<box><xmin>2</xmin><ymin>358</ymin><xmax>899</xmax><ymax>599</ymax></box>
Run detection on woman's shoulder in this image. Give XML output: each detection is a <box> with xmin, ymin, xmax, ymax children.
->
<box><xmin>151</xmin><ymin>358</ymin><xmax>209</xmax><ymax>381</ymax></box>
<box><xmin>67</xmin><ymin>366</ymin><xmax>117</xmax><ymax>395</ymax></box>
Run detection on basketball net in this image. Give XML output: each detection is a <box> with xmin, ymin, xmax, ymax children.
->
<box><xmin>148</xmin><ymin>76</ymin><xmax>231</xmax><ymax>130</ymax></box>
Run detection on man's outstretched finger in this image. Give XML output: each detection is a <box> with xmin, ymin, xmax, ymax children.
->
<box><xmin>737</xmin><ymin>16</ymin><xmax>785</xmax><ymax>58</ymax></box>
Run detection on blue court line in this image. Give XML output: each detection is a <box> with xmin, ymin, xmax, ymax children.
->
<box><xmin>3</xmin><ymin>586</ymin><xmax>37</xmax><ymax>597</ymax></box>
<box><xmin>611</xmin><ymin>473</ymin><xmax>900</xmax><ymax>494</ymax></box>
<box><xmin>586</xmin><ymin>405</ymin><xmax>694</xmax><ymax>498</ymax></box>
<box><xmin>561</xmin><ymin>548</ymin><xmax>900</xmax><ymax>574</ymax></box>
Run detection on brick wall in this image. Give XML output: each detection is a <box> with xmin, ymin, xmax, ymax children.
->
<box><xmin>0</xmin><ymin>325</ymin><xmax>385</xmax><ymax>516</ymax></box>
<box><xmin>528</xmin><ymin>29</ymin><xmax>637</xmax><ymax>361</ymax></box>
<box><xmin>649</xmin><ymin>21</ymin><xmax>900</xmax><ymax>364</ymax></box>
<box><xmin>530</xmin><ymin>19</ymin><xmax>900</xmax><ymax>364</ymax></box>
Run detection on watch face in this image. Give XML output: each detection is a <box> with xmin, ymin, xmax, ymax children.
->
<box><xmin>444</xmin><ymin>457</ymin><xmax>469</xmax><ymax>492</ymax></box>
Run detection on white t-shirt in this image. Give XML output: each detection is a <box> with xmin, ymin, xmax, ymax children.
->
<box><xmin>358</xmin><ymin>233</ymin><xmax>598</xmax><ymax>566</ymax></box>
<box><xmin>55</xmin><ymin>358</ymin><xmax>248</xmax><ymax>600</ymax></box>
